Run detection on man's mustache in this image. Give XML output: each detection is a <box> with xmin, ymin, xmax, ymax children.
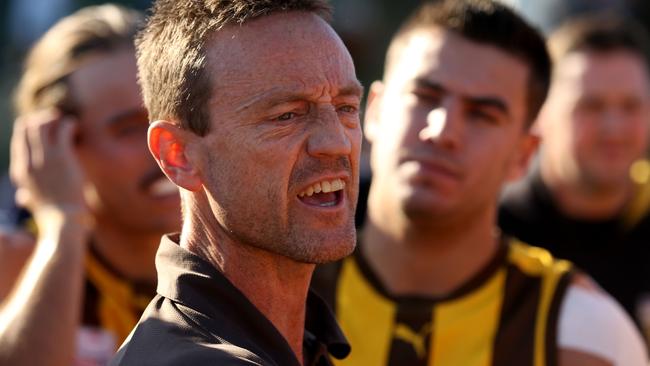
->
<box><xmin>290</xmin><ymin>157</ymin><xmax>353</xmax><ymax>186</ymax></box>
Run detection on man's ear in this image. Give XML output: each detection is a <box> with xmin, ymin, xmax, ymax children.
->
<box><xmin>506</xmin><ymin>132</ymin><xmax>540</xmax><ymax>182</ymax></box>
<box><xmin>363</xmin><ymin>81</ymin><xmax>384</xmax><ymax>144</ymax></box>
<box><xmin>148</xmin><ymin>121</ymin><xmax>202</xmax><ymax>191</ymax></box>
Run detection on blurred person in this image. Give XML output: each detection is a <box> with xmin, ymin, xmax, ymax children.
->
<box><xmin>111</xmin><ymin>0</ymin><xmax>362</xmax><ymax>365</ymax></box>
<box><xmin>0</xmin><ymin>4</ymin><xmax>181</xmax><ymax>366</ymax></box>
<box><xmin>502</xmin><ymin>0</ymin><xmax>630</xmax><ymax>35</ymax></box>
<box><xmin>499</xmin><ymin>15</ymin><xmax>650</xmax><ymax>342</ymax></box>
<box><xmin>312</xmin><ymin>1</ymin><xmax>648</xmax><ymax>365</ymax></box>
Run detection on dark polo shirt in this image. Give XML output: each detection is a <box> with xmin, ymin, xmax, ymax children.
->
<box><xmin>111</xmin><ymin>234</ymin><xmax>350</xmax><ymax>366</ymax></box>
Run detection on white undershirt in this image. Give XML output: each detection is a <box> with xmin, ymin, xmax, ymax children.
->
<box><xmin>558</xmin><ymin>285</ymin><xmax>648</xmax><ymax>365</ymax></box>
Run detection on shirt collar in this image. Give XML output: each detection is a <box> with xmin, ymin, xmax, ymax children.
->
<box><xmin>155</xmin><ymin>234</ymin><xmax>349</xmax><ymax>365</ymax></box>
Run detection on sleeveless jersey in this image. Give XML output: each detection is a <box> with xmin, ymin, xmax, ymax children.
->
<box><xmin>312</xmin><ymin>239</ymin><xmax>574</xmax><ymax>366</ymax></box>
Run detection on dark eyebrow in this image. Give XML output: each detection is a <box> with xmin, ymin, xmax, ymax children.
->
<box><xmin>338</xmin><ymin>80</ymin><xmax>365</xmax><ymax>98</ymax></box>
<box><xmin>412</xmin><ymin>78</ymin><xmax>446</xmax><ymax>94</ymax></box>
<box><xmin>412</xmin><ymin>78</ymin><xmax>510</xmax><ymax>116</ymax></box>
<box><xmin>235</xmin><ymin>80</ymin><xmax>365</xmax><ymax>112</ymax></box>
<box><xmin>465</xmin><ymin>96</ymin><xmax>509</xmax><ymax>116</ymax></box>
<box><xmin>105</xmin><ymin>107</ymin><xmax>148</xmax><ymax>126</ymax></box>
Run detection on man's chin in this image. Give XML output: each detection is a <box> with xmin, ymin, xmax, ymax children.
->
<box><xmin>401</xmin><ymin>195</ymin><xmax>450</xmax><ymax>218</ymax></box>
<box><xmin>283</xmin><ymin>232</ymin><xmax>357</xmax><ymax>265</ymax></box>
<box><xmin>309</xmin><ymin>240</ymin><xmax>357</xmax><ymax>264</ymax></box>
<box><xmin>582</xmin><ymin>170</ymin><xmax>634</xmax><ymax>191</ymax></box>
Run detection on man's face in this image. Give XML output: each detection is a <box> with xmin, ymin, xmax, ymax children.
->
<box><xmin>539</xmin><ymin>51</ymin><xmax>650</xmax><ymax>189</ymax></box>
<box><xmin>71</xmin><ymin>49</ymin><xmax>181</xmax><ymax>235</ymax></box>
<box><xmin>367</xmin><ymin>28</ymin><xmax>533</xmax><ymax>226</ymax></box>
<box><xmin>190</xmin><ymin>12</ymin><xmax>362</xmax><ymax>263</ymax></box>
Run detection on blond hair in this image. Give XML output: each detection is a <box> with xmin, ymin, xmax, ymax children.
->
<box><xmin>14</xmin><ymin>4</ymin><xmax>142</xmax><ymax>116</ymax></box>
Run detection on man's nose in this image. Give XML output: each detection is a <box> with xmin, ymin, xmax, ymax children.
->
<box><xmin>418</xmin><ymin>100</ymin><xmax>463</xmax><ymax>150</ymax></box>
<box><xmin>600</xmin><ymin>107</ymin><xmax>626</xmax><ymax>136</ymax></box>
<box><xmin>307</xmin><ymin>107</ymin><xmax>353</xmax><ymax>158</ymax></box>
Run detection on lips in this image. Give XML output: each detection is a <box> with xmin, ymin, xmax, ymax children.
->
<box><xmin>402</xmin><ymin>154</ymin><xmax>462</xmax><ymax>179</ymax></box>
<box><xmin>148</xmin><ymin>177</ymin><xmax>178</xmax><ymax>197</ymax></box>
<box><xmin>415</xmin><ymin>160</ymin><xmax>461</xmax><ymax>179</ymax></box>
<box><xmin>140</xmin><ymin>168</ymin><xmax>178</xmax><ymax>198</ymax></box>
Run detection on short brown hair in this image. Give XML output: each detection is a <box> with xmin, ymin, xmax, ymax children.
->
<box><xmin>14</xmin><ymin>4</ymin><xmax>142</xmax><ymax>116</ymax></box>
<box><xmin>548</xmin><ymin>14</ymin><xmax>650</xmax><ymax>68</ymax></box>
<box><xmin>136</xmin><ymin>0</ymin><xmax>332</xmax><ymax>136</ymax></box>
<box><xmin>385</xmin><ymin>0</ymin><xmax>551</xmax><ymax>126</ymax></box>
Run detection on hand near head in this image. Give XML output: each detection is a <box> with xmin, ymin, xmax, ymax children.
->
<box><xmin>9</xmin><ymin>109</ymin><xmax>91</xmax><ymax>231</ymax></box>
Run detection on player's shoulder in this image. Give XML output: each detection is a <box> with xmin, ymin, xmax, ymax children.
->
<box><xmin>506</xmin><ymin>239</ymin><xmax>572</xmax><ymax>278</ymax></box>
<box><xmin>557</xmin><ymin>275</ymin><xmax>648</xmax><ymax>366</ymax></box>
<box><xmin>112</xmin><ymin>317</ymin><xmax>265</xmax><ymax>366</ymax></box>
<box><xmin>113</xmin><ymin>338</ymin><xmax>264</xmax><ymax>366</ymax></box>
<box><xmin>111</xmin><ymin>297</ymin><xmax>266</xmax><ymax>366</ymax></box>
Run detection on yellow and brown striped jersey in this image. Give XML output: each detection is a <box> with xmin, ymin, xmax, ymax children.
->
<box><xmin>19</xmin><ymin>215</ymin><xmax>154</xmax><ymax>343</ymax></box>
<box><xmin>311</xmin><ymin>239</ymin><xmax>574</xmax><ymax>366</ymax></box>
<box><xmin>499</xmin><ymin>168</ymin><xmax>650</xmax><ymax>332</ymax></box>
<box><xmin>82</xmin><ymin>246</ymin><xmax>156</xmax><ymax>343</ymax></box>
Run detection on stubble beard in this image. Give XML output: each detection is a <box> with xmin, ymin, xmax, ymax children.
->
<box><xmin>234</xmin><ymin>210</ymin><xmax>358</xmax><ymax>264</ymax></box>
<box><xmin>210</xmin><ymin>155</ymin><xmax>358</xmax><ymax>264</ymax></box>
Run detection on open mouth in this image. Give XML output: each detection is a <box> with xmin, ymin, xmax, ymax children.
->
<box><xmin>297</xmin><ymin>178</ymin><xmax>345</xmax><ymax>208</ymax></box>
<box><xmin>147</xmin><ymin>176</ymin><xmax>178</xmax><ymax>197</ymax></box>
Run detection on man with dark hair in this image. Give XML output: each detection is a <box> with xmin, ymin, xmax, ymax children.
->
<box><xmin>112</xmin><ymin>0</ymin><xmax>362</xmax><ymax>365</ymax></box>
<box><xmin>0</xmin><ymin>4</ymin><xmax>182</xmax><ymax>366</ymax></box>
<box><xmin>312</xmin><ymin>1</ymin><xmax>647</xmax><ymax>365</ymax></box>
<box><xmin>499</xmin><ymin>15</ymin><xmax>650</xmax><ymax>344</ymax></box>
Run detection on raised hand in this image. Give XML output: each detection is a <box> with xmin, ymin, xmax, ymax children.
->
<box><xmin>9</xmin><ymin>109</ymin><xmax>92</xmax><ymax>231</ymax></box>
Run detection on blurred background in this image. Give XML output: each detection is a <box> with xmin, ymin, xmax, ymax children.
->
<box><xmin>1</xmin><ymin>0</ymin><xmax>650</xmax><ymax>173</ymax></box>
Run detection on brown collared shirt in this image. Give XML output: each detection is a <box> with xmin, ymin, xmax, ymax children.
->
<box><xmin>111</xmin><ymin>234</ymin><xmax>350</xmax><ymax>366</ymax></box>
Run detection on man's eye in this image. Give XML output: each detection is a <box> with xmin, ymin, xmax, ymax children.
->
<box><xmin>412</xmin><ymin>90</ymin><xmax>441</xmax><ymax>104</ymax></box>
<box><xmin>579</xmin><ymin>99</ymin><xmax>604</xmax><ymax>114</ymax></box>
<box><xmin>111</xmin><ymin>120</ymin><xmax>149</xmax><ymax>138</ymax></box>
<box><xmin>118</xmin><ymin>124</ymin><xmax>146</xmax><ymax>136</ymax></box>
<box><xmin>339</xmin><ymin>105</ymin><xmax>358</xmax><ymax>113</ymax></box>
<box><xmin>469</xmin><ymin>109</ymin><xmax>498</xmax><ymax>124</ymax></box>
<box><xmin>275</xmin><ymin>112</ymin><xmax>296</xmax><ymax>121</ymax></box>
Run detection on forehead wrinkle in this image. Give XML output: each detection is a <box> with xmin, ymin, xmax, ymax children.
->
<box><xmin>206</xmin><ymin>46</ymin><xmax>354</xmax><ymax>107</ymax></box>
<box><xmin>229</xmin><ymin>76</ymin><xmax>361</xmax><ymax>113</ymax></box>
<box><xmin>295</xmin><ymin>72</ymin><xmax>363</xmax><ymax>102</ymax></box>
<box><xmin>227</xmin><ymin>82</ymin><xmax>325</xmax><ymax>113</ymax></box>
<box><xmin>203</xmin><ymin>13</ymin><xmax>357</xmax><ymax>118</ymax></box>
<box><xmin>206</xmin><ymin>17</ymin><xmax>350</xmax><ymax>75</ymax></box>
<box><xmin>337</xmin><ymin>79</ymin><xmax>364</xmax><ymax>98</ymax></box>
<box><xmin>232</xmin><ymin>86</ymin><xmax>288</xmax><ymax>112</ymax></box>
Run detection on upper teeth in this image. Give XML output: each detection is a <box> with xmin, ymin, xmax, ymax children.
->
<box><xmin>299</xmin><ymin>179</ymin><xmax>345</xmax><ymax>197</ymax></box>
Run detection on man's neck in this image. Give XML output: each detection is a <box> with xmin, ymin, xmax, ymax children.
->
<box><xmin>362</xmin><ymin>211</ymin><xmax>500</xmax><ymax>298</ymax></box>
<box><xmin>181</xmin><ymin>216</ymin><xmax>312</xmax><ymax>365</ymax></box>
<box><xmin>91</xmin><ymin>223</ymin><xmax>160</xmax><ymax>284</ymax></box>
<box><xmin>224</xmin><ymin>245</ymin><xmax>313</xmax><ymax>365</ymax></box>
<box><xmin>540</xmin><ymin>163</ymin><xmax>634</xmax><ymax>220</ymax></box>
